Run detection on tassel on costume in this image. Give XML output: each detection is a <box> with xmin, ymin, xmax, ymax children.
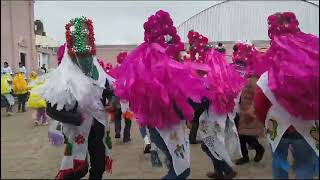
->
<box><xmin>105</xmin><ymin>156</ymin><xmax>113</xmax><ymax>174</ymax></box>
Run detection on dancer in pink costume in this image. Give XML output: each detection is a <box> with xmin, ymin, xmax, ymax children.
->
<box><xmin>254</xmin><ymin>12</ymin><xmax>319</xmax><ymax>179</ymax></box>
<box><xmin>185</xmin><ymin>30</ymin><xmax>246</xmax><ymax>179</ymax></box>
<box><xmin>114</xmin><ymin>10</ymin><xmax>216</xmax><ymax>179</ymax></box>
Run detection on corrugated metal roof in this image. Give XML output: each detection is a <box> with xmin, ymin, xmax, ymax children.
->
<box><xmin>177</xmin><ymin>0</ymin><xmax>319</xmax><ymax>42</ymax></box>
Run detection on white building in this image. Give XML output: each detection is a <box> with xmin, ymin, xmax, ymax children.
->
<box><xmin>177</xmin><ymin>0</ymin><xmax>319</xmax><ymax>43</ymax></box>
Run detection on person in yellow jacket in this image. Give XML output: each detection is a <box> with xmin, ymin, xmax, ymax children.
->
<box><xmin>1</xmin><ymin>73</ymin><xmax>14</xmax><ymax>116</ymax></box>
<box><xmin>27</xmin><ymin>69</ymin><xmax>48</xmax><ymax>125</ymax></box>
<box><xmin>13</xmin><ymin>71</ymin><xmax>28</xmax><ymax>112</ymax></box>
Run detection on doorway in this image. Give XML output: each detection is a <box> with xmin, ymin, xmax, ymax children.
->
<box><xmin>20</xmin><ymin>52</ymin><xmax>26</xmax><ymax>66</ymax></box>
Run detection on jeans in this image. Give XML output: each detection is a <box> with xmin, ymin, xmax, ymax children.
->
<box><xmin>139</xmin><ymin>127</ymin><xmax>148</xmax><ymax>138</ymax></box>
<box><xmin>149</xmin><ymin>128</ymin><xmax>190</xmax><ymax>179</ymax></box>
<box><xmin>201</xmin><ymin>143</ymin><xmax>234</xmax><ymax>175</ymax></box>
<box><xmin>272</xmin><ymin>136</ymin><xmax>314</xmax><ymax>179</ymax></box>
<box><xmin>314</xmin><ymin>154</ymin><xmax>319</xmax><ymax>177</ymax></box>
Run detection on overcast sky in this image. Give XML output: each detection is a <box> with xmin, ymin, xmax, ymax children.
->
<box><xmin>34</xmin><ymin>1</ymin><xmax>218</xmax><ymax>45</ymax></box>
<box><xmin>34</xmin><ymin>1</ymin><xmax>319</xmax><ymax>45</ymax></box>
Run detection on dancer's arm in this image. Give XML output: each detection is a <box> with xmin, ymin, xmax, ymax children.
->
<box><xmin>101</xmin><ymin>78</ymin><xmax>114</xmax><ymax>106</ymax></box>
<box><xmin>46</xmin><ymin>102</ymin><xmax>82</xmax><ymax>126</ymax></box>
<box><xmin>253</xmin><ymin>87</ymin><xmax>271</xmax><ymax>124</ymax></box>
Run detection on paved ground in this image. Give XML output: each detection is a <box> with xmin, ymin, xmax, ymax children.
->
<box><xmin>0</xmin><ymin>106</ymin><xmax>302</xmax><ymax>179</ymax></box>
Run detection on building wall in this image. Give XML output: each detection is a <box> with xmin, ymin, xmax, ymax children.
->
<box><xmin>96</xmin><ymin>45</ymin><xmax>137</xmax><ymax>65</ymax></box>
<box><xmin>36</xmin><ymin>47</ymin><xmax>57</xmax><ymax>69</ymax></box>
<box><xmin>1</xmin><ymin>1</ymin><xmax>37</xmax><ymax>73</ymax></box>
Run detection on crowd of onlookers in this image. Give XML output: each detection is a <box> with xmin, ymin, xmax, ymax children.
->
<box><xmin>1</xmin><ymin>61</ymin><xmax>48</xmax><ymax>124</ymax></box>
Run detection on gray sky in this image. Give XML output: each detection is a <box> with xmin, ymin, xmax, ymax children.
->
<box><xmin>34</xmin><ymin>1</ymin><xmax>218</xmax><ymax>45</ymax></box>
<box><xmin>34</xmin><ymin>0</ymin><xmax>319</xmax><ymax>45</ymax></box>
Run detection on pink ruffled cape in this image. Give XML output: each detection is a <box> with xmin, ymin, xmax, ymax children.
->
<box><xmin>114</xmin><ymin>42</ymin><xmax>212</xmax><ymax>129</ymax></box>
<box><xmin>267</xmin><ymin>32</ymin><xmax>319</xmax><ymax>120</ymax></box>
<box><xmin>203</xmin><ymin>50</ymin><xmax>246</xmax><ymax>114</ymax></box>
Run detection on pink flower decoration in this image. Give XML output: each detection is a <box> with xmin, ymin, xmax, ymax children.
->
<box><xmin>143</xmin><ymin>10</ymin><xmax>184</xmax><ymax>61</ymax></box>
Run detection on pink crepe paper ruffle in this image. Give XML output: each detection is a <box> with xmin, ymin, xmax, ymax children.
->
<box><xmin>57</xmin><ymin>44</ymin><xmax>66</xmax><ymax>66</ymax></box>
<box><xmin>143</xmin><ymin>10</ymin><xmax>184</xmax><ymax>61</ymax></box>
<box><xmin>203</xmin><ymin>50</ymin><xmax>246</xmax><ymax>114</ymax></box>
<box><xmin>267</xmin><ymin>32</ymin><xmax>319</xmax><ymax>120</ymax></box>
<box><xmin>114</xmin><ymin>42</ymin><xmax>211</xmax><ymax>129</ymax></box>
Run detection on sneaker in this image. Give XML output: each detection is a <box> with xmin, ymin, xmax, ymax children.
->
<box><xmin>123</xmin><ymin>137</ymin><xmax>131</xmax><ymax>143</ymax></box>
<box><xmin>224</xmin><ymin>170</ymin><xmax>237</xmax><ymax>179</ymax></box>
<box><xmin>34</xmin><ymin>121</ymin><xmax>40</xmax><ymax>126</ymax></box>
<box><xmin>206</xmin><ymin>172</ymin><xmax>224</xmax><ymax>179</ymax></box>
<box><xmin>42</xmin><ymin>122</ymin><xmax>49</xmax><ymax>126</ymax></box>
<box><xmin>254</xmin><ymin>148</ymin><xmax>265</xmax><ymax>162</ymax></box>
<box><xmin>144</xmin><ymin>144</ymin><xmax>151</xmax><ymax>154</ymax></box>
<box><xmin>7</xmin><ymin>112</ymin><xmax>13</xmax><ymax>116</ymax></box>
<box><xmin>115</xmin><ymin>133</ymin><xmax>121</xmax><ymax>139</ymax></box>
<box><xmin>235</xmin><ymin>157</ymin><xmax>250</xmax><ymax>165</ymax></box>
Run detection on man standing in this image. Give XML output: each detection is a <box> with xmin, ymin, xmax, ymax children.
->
<box><xmin>41</xmin><ymin>64</ymin><xmax>47</xmax><ymax>73</ymax></box>
<box><xmin>2</xmin><ymin>62</ymin><xmax>13</xmax><ymax>75</ymax></box>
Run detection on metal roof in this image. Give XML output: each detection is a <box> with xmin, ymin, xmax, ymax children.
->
<box><xmin>177</xmin><ymin>0</ymin><xmax>319</xmax><ymax>42</ymax></box>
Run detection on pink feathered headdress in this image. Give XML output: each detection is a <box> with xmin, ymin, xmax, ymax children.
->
<box><xmin>231</xmin><ymin>42</ymin><xmax>267</xmax><ymax>77</ymax></box>
<box><xmin>143</xmin><ymin>10</ymin><xmax>184</xmax><ymax>60</ymax></box>
<box><xmin>117</xmin><ymin>52</ymin><xmax>128</xmax><ymax>64</ymax></box>
<box><xmin>187</xmin><ymin>30</ymin><xmax>210</xmax><ymax>63</ymax></box>
<box><xmin>57</xmin><ymin>44</ymin><xmax>66</xmax><ymax>65</ymax></box>
<box><xmin>268</xmin><ymin>12</ymin><xmax>300</xmax><ymax>40</ymax></box>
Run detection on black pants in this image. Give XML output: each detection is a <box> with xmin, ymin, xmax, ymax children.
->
<box><xmin>239</xmin><ymin>135</ymin><xmax>264</xmax><ymax>158</ymax></box>
<box><xmin>63</xmin><ymin>119</ymin><xmax>105</xmax><ymax>180</ymax></box>
<box><xmin>189</xmin><ymin>108</ymin><xmax>202</xmax><ymax>143</ymax></box>
<box><xmin>17</xmin><ymin>93</ymin><xmax>28</xmax><ymax>112</ymax></box>
<box><xmin>88</xmin><ymin>119</ymin><xmax>106</xmax><ymax>179</ymax></box>
<box><xmin>114</xmin><ymin>108</ymin><xmax>131</xmax><ymax>140</ymax></box>
<box><xmin>234</xmin><ymin>113</ymin><xmax>263</xmax><ymax>158</ymax></box>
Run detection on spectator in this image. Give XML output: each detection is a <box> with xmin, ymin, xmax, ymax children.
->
<box><xmin>41</xmin><ymin>64</ymin><xmax>47</xmax><ymax>73</ymax></box>
<box><xmin>2</xmin><ymin>62</ymin><xmax>13</xmax><ymax>75</ymax></box>
<box><xmin>18</xmin><ymin>62</ymin><xmax>27</xmax><ymax>74</ymax></box>
<box><xmin>215</xmin><ymin>42</ymin><xmax>226</xmax><ymax>54</ymax></box>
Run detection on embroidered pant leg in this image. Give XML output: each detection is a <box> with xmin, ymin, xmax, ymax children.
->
<box><xmin>149</xmin><ymin>128</ymin><xmax>176</xmax><ymax>178</ymax></box>
<box><xmin>88</xmin><ymin>119</ymin><xmax>106</xmax><ymax>179</ymax></box>
<box><xmin>291</xmin><ymin>138</ymin><xmax>314</xmax><ymax>179</ymax></box>
<box><xmin>272</xmin><ymin>138</ymin><xmax>290</xmax><ymax>179</ymax></box>
<box><xmin>201</xmin><ymin>143</ymin><xmax>233</xmax><ymax>175</ymax></box>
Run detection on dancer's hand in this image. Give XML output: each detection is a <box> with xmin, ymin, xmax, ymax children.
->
<box><xmin>266</xmin><ymin>119</ymin><xmax>274</xmax><ymax>135</ymax></box>
<box><xmin>311</xmin><ymin>131</ymin><xmax>319</xmax><ymax>141</ymax></box>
